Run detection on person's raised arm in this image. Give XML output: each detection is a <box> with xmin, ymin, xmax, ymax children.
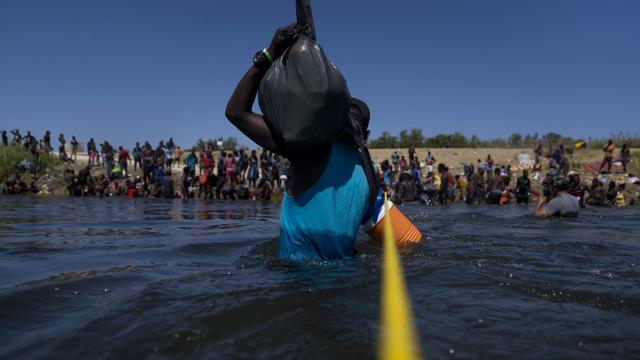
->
<box><xmin>225</xmin><ymin>24</ymin><xmax>300</xmax><ymax>155</ymax></box>
<box><xmin>533</xmin><ymin>196</ymin><xmax>550</xmax><ymax>218</ymax></box>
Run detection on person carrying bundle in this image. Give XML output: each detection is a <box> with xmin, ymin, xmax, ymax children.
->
<box><xmin>226</xmin><ymin>0</ymin><xmax>420</xmax><ymax>260</ymax></box>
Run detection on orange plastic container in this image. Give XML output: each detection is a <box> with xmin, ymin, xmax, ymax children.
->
<box><xmin>367</xmin><ymin>202</ymin><xmax>422</xmax><ymax>244</ymax></box>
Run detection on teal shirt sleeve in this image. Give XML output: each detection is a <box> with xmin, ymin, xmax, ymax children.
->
<box><xmin>279</xmin><ymin>140</ymin><xmax>369</xmax><ymax>260</ymax></box>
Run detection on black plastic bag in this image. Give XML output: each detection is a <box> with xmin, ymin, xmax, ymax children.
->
<box><xmin>258</xmin><ymin>0</ymin><xmax>351</xmax><ymax>149</ymax></box>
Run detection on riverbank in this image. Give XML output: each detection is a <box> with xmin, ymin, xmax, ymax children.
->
<box><xmin>3</xmin><ymin>147</ymin><xmax>638</xmax><ymax>200</ymax></box>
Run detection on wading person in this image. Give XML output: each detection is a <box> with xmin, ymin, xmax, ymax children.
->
<box><xmin>225</xmin><ymin>23</ymin><xmax>371</xmax><ymax>260</ymax></box>
<box><xmin>534</xmin><ymin>176</ymin><xmax>579</xmax><ymax>218</ymax></box>
<box><xmin>515</xmin><ymin>170</ymin><xmax>531</xmax><ymax>205</ymax></box>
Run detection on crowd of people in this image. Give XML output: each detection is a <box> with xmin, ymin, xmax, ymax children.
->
<box><xmin>2</xmin><ymin>129</ymin><xmax>290</xmax><ymax>200</ymax></box>
<box><xmin>2</xmin><ymin>129</ymin><xmax>638</xmax><ymax>210</ymax></box>
<box><xmin>381</xmin><ymin>142</ymin><xmax>638</xmax><ymax>212</ymax></box>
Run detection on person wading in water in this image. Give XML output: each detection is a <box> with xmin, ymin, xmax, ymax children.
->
<box><xmin>225</xmin><ymin>23</ymin><xmax>371</xmax><ymax>260</ymax></box>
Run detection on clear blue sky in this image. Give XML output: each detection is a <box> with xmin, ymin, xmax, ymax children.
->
<box><xmin>1</xmin><ymin>0</ymin><xmax>638</xmax><ymax>148</ymax></box>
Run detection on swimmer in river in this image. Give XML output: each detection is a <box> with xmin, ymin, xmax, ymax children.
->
<box><xmin>533</xmin><ymin>176</ymin><xmax>579</xmax><ymax>218</ymax></box>
<box><xmin>225</xmin><ymin>24</ymin><xmax>370</xmax><ymax>260</ymax></box>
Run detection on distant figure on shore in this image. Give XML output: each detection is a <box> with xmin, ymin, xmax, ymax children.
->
<box><xmin>391</xmin><ymin>151</ymin><xmax>400</xmax><ymax>172</ymax></box>
<box><xmin>598</xmin><ymin>139</ymin><xmax>615</xmax><ymax>173</ymax></box>
<box><xmin>425</xmin><ymin>150</ymin><xmax>436</xmax><ymax>173</ymax></box>
<box><xmin>87</xmin><ymin>138</ymin><xmax>97</xmax><ymax>165</ymax></box>
<box><xmin>534</xmin><ymin>176</ymin><xmax>579</xmax><ymax>218</ymax></box>
<box><xmin>408</xmin><ymin>144</ymin><xmax>416</xmax><ymax>163</ymax></box>
<box><xmin>132</xmin><ymin>142</ymin><xmax>143</xmax><ymax>171</ymax></box>
<box><xmin>43</xmin><ymin>131</ymin><xmax>52</xmax><ymax>152</ymax></box>
<box><xmin>70</xmin><ymin>136</ymin><xmax>79</xmax><ymax>162</ymax></box>
<box><xmin>620</xmin><ymin>144</ymin><xmax>631</xmax><ymax>173</ymax></box>
<box><xmin>2</xmin><ymin>130</ymin><xmax>8</xmax><ymax>146</ymax></box>
<box><xmin>534</xmin><ymin>144</ymin><xmax>543</xmax><ymax>170</ymax></box>
<box><xmin>58</xmin><ymin>134</ymin><xmax>67</xmax><ymax>161</ymax></box>
<box><xmin>11</xmin><ymin>129</ymin><xmax>21</xmax><ymax>144</ymax></box>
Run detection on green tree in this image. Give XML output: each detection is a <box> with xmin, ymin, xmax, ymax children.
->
<box><xmin>469</xmin><ymin>135</ymin><xmax>481</xmax><ymax>148</ymax></box>
<box><xmin>222</xmin><ymin>137</ymin><xmax>238</xmax><ymax>151</ymax></box>
<box><xmin>399</xmin><ymin>128</ymin><xmax>425</xmax><ymax>148</ymax></box>
<box><xmin>508</xmin><ymin>132</ymin><xmax>522</xmax><ymax>147</ymax></box>
<box><xmin>369</xmin><ymin>131</ymin><xmax>399</xmax><ymax>148</ymax></box>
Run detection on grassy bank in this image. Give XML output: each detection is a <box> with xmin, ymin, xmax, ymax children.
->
<box><xmin>0</xmin><ymin>145</ymin><xmax>59</xmax><ymax>182</ymax></box>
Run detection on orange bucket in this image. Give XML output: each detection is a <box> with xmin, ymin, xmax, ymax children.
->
<box><xmin>367</xmin><ymin>204</ymin><xmax>422</xmax><ymax>244</ymax></box>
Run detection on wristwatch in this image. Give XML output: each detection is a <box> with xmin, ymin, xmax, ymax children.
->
<box><xmin>253</xmin><ymin>48</ymin><xmax>273</xmax><ymax>70</ymax></box>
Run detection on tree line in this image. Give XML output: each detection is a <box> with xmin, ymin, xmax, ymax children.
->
<box><xmin>367</xmin><ymin>129</ymin><xmax>640</xmax><ymax>150</ymax></box>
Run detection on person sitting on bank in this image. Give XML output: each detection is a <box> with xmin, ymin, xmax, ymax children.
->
<box><xmin>534</xmin><ymin>176</ymin><xmax>579</xmax><ymax>218</ymax></box>
<box><xmin>225</xmin><ymin>24</ymin><xmax>370</xmax><ymax>260</ymax></box>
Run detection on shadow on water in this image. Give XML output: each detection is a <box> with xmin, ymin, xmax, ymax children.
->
<box><xmin>0</xmin><ymin>196</ymin><xmax>639</xmax><ymax>359</ymax></box>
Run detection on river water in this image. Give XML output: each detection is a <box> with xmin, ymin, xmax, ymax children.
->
<box><xmin>0</xmin><ymin>197</ymin><xmax>639</xmax><ymax>359</ymax></box>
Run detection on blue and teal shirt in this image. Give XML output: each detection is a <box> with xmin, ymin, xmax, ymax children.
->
<box><xmin>279</xmin><ymin>140</ymin><xmax>369</xmax><ymax>260</ymax></box>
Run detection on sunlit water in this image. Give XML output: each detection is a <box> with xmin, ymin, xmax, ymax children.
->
<box><xmin>1</xmin><ymin>196</ymin><xmax>639</xmax><ymax>359</ymax></box>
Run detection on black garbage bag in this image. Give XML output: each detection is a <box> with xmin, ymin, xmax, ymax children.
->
<box><xmin>258</xmin><ymin>0</ymin><xmax>350</xmax><ymax>149</ymax></box>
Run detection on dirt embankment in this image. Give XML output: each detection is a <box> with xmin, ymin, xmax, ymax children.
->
<box><xmin>369</xmin><ymin>147</ymin><xmax>639</xmax><ymax>176</ymax></box>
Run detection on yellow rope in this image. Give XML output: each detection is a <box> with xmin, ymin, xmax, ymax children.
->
<box><xmin>379</xmin><ymin>193</ymin><xmax>421</xmax><ymax>360</ymax></box>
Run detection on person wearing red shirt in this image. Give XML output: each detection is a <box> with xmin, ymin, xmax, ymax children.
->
<box><xmin>118</xmin><ymin>146</ymin><xmax>131</xmax><ymax>177</ymax></box>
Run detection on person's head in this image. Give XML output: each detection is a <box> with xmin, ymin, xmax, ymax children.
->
<box><xmin>608</xmin><ymin>181</ymin><xmax>616</xmax><ymax>190</ymax></box>
<box><xmin>349</xmin><ymin>97</ymin><xmax>371</xmax><ymax>139</ymax></box>
<box><xmin>136</xmin><ymin>142</ymin><xmax>140</xmax><ymax>146</ymax></box>
<box><xmin>622</xmin><ymin>143</ymin><xmax>628</xmax><ymax>150</ymax></box>
<box><xmin>119</xmin><ymin>146</ymin><xmax>123</xmax><ymax>151</ymax></box>
<box><xmin>608</xmin><ymin>139</ymin><xmax>612</xmax><ymax>145</ymax></box>
<box><xmin>523</xmin><ymin>169</ymin><xmax>529</xmax><ymax>177</ymax></box>
<box><xmin>454</xmin><ymin>175</ymin><xmax>460</xmax><ymax>180</ymax></box>
<box><xmin>487</xmin><ymin>154</ymin><xmax>492</xmax><ymax>160</ymax></box>
<box><xmin>437</xmin><ymin>163</ymin><xmax>445</xmax><ymax>173</ymax></box>
<box><xmin>251</xmin><ymin>150</ymin><xmax>256</xmax><ymax>156</ymax></box>
<box><xmin>494</xmin><ymin>168</ymin><xmax>501</xmax><ymax>175</ymax></box>
<box><xmin>552</xmin><ymin>175</ymin><xmax>570</xmax><ymax>193</ymax></box>
<box><xmin>191</xmin><ymin>148</ymin><xmax>196</xmax><ymax>154</ymax></box>
<box><xmin>478</xmin><ymin>168</ymin><xmax>485</xmax><ymax>176</ymax></box>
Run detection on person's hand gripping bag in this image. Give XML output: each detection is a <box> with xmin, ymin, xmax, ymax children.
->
<box><xmin>258</xmin><ymin>30</ymin><xmax>351</xmax><ymax>149</ymax></box>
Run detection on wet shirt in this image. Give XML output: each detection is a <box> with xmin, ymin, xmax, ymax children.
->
<box><xmin>516</xmin><ymin>176</ymin><xmax>531</xmax><ymax>195</ymax></box>
<box><xmin>279</xmin><ymin>140</ymin><xmax>369</xmax><ymax>260</ymax></box>
<box><xmin>544</xmin><ymin>192</ymin><xmax>580</xmax><ymax>217</ymax></box>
